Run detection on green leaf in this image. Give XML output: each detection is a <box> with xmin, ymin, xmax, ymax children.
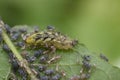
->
<box><xmin>49</xmin><ymin>44</ymin><xmax>120</xmax><ymax>80</ymax></box>
<box><xmin>0</xmin><ymin>47</ymin><xmax>11</xmax><ymax>80</ymax></box>
<box><xmin>1</xmin><ymin>26</ymin><xmax>120</xmax><ymax>80</ymax></box>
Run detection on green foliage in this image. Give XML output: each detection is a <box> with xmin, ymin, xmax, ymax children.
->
<box><xmin>0</xmin><ymin>48</ymin><xmax>11</xmax><ymax>80</ymax></box>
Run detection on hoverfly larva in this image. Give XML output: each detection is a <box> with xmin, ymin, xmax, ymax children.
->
<box><xmin>25</xmin><ymin>26</ymin><xmax>78</xmax><ymax>50</ymax></box>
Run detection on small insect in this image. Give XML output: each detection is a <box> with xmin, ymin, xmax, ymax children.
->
<box><xmin>4</xmin><ymin>24</ymin><xmax>11</xmax><ymax>33</ymax></box>
<box><xmin>16</xmin><ymin>42</ymin><xmax>25</xmax><ymax>48</ymax></box>
<box><xmin>44</xmin><ymin>69</ymin><xmax>55</xmax><ymax>75</ymax></box>
<box><xmin>11</xmin><ymin>59</ymin><xmax>19</xmax><ymax>72</ymax></box>
<box><xmin>51</xmin><ymin>74</ymin><xmax>61</xmax><ymax>80</ymax></box>
<box><xmin>40</xmin><ymin>76</ymin><xmax>49</xmax><ymax>80</ymax></box>
<box><xmin>82</xmin><ymin>60</ymin><xmax>91</xmax><ymax>71</ymax></box>
<box><xmin>40</xmin><ymin>56</ymin><xmax>48</xmax><ymax>63</ymax></box>
<box><xmin>83</xmin><ymin>55</ymin><xmax>91</xmax><ymax>61</ymax></box>
<box><xmin>25</xmin><ymin>27</ymin><xmax>78</xmax><ymax>50</ymax></box>
<box><xmin>2</xmin><ymin>44</ymin><xmax>11</xmax><ymax>52</ymax></box>
<box><xmin>100</xmin><ymin>53</ymin><xmax>109</xmax><ymax>62</ymax></box>
<box><xmin>34</xmin><ymin>49</ymin><xmax>43</xmax><ymax>58</ymax></box>
<box><xmin>19</xmin><ymin>28</ymin><xmax>27</xmax><ymax>33</ymax></box>
<box><xmin>11</xmin><ymin>33</ymin><xmax>20</xmax><ymax>41</ymax></box>
<box><xmin>38</xmin><ymin>65</ymin><xmax>47</xmax><ymax>72</ymax></box>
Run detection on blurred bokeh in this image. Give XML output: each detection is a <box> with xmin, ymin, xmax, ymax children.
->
<box><xmin>0</xmin><ymin>0</ymin><xmax>120</xmax><ymax>67</ymax></box>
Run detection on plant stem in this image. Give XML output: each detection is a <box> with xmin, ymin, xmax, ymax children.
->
<box><xmin>0</xmin><ymin>20</ymin><xmax>38</xmax><ymax>80</ymax></box>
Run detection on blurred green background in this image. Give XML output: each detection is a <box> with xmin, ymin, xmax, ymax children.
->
<box><xmin>0</xmin><ymin>0</ymin><xmax>120</xmax><ymax>67</ymax></box>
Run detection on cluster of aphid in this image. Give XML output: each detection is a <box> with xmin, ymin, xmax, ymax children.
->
<box><xmin>0</xmin><ymin>23</ymin><xmax>79</xmax><ymax>80</ymax></box>
<box><xmin>70</xmin><ymin>55</ymin><xmax>92</xmax><ymax>80</ymax></box>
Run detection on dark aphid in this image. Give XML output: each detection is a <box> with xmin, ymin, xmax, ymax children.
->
<box><xmin>10</xmin><ymin>29</ymin><xmax>18</xmax><ymax>34</ymax></box>
<box><xmin>83</xmin><ymin>55</ymin><xmax>91</xmax><ymax>61</ymax></box>
<box><xmin>18</xmin><ymin>68</ymin><xmax>27</xmax><ymax>77</ymax></box>
<box><xmin>44</xmin><ymin>69</ymin><xmax>55</xmax><ymax>75</ymax></box>
<box><xmin>11</xmin><ymin>33</ymin><xmax>20</xmax><ymax>41</ymax></box>
<box><xmin>8</xmin><ymin>52</ymin><xmax>14</xmax><ymax>60</ymax></box>
<box><xmin>34</xmin><ymin>49</ymin><xmax>43</xmax><ymax>58</ymax></box>
<box><xmin>2</xmin><ymin>44</ymin><xmax>11</xmax><ymax>52</ymax></box>
<box><xmin>38</xmin><ymin>65</ymin><xmax>47</xmax><ymax>72</ymax></box>
<box><xmin>16</xmin><ymin>42</ymin><xmax>25</xmax><ymax>48</ymax></box>
<box><xmin>19</xmin><ymin>28</ymin><xmax>27</xmax><ymax>33</ymax></box>
<box><xmin>27</xmin><ymin>56</ymin><xmax>36</xmax><ymax>63</ymax></box>
<box><xmin>40</xmin><ymin>56</ymin><xmax>48</xmax><ymax>63</ymax></box>
<box><xmin>11</xmin><ymin>59</ymin><xmax>19</xmax><ymax>72</ymax></box>
<box><xmin>18</xmin><ymin>68</ymin><xmax>27</xmax><ymax>80</ymax></box>
<box><xmin>47</xmin><ymin>25</ymin><xmax>55</xmax><ymax>31</ymax></box>
<box><xmin>51</xmin><ymin>74</ymin><xmax>61</xmax><ymax>80</ymax></box>
<box><xmin>100</xmin><ymin>53</ymin><xmax>109</xmax><ymax>62</ymax></box>
<box><xmin>82</xmin><ymin>60</ymin><xmax>91</xmax><ymax>70</ymax></box>
<box><xmin>70</xmin><ymin>75</ymin><xmax>80</xmax><ymax>80</ymax></box>
<box><xmin>41</xmin><ymin>76</ymin><xmax>49</xmax><ymax>80</ymax></box>
<box><xmin>4</xmin><ymin>24</ymin><xmax>11</xmax><ymax>33</ymax></box>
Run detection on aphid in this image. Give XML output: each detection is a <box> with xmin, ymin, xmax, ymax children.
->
<box><xmin>40</xmin><ymin>76</ymin><xmax>49</xmax><ymax>80</ymax></box>
<box><xmin>51</xmin><ymin>74</ymin><xmax>61</xmax><ymax>80</ymax></box>
<box><xmin>34</xmin><ymin>49</ymin><xmax>43</xmax><ymax>58</ymax></box>
<box><xmin>40</xmin><ymin>56</ymin><xmax>48</xmax><ymax>63</ymax></box>
<box><xmin>4</xmin><ymin>24</ymin><xmax>11</xmax><ymax>33</ymax></box>
<box><xmin>18</xmin><ymin>69</ymin><xmax>27</xmax><ymax>80</ymax></box>
<box><xmin>8</xmin><ymin>52</ymin><xmax>14</xmax><ymax>60</ymax></box>
<box><xmin>18</xmin><ymin>68</ymin><xmax>27</xmax><ymax>77</ymax></box>
<box><xmin>2</xmin><ymin>44</ymin><xmax>11</xmax><ymax>52</ymax></box>
<box><xmin>19</xmin><ymin>28</ymin><xmax>27</xmax><ymax>33</ymax></box>
<box><xmin>100</xmin><ymin>53</ymin><xmax>109</xmax><ymax>62</ymax></box>
<box><xmin>47</xmin><ymin>25</ymin><xmax>55</xmax><ymax>31</ymax></box>
<box><xmin>11</xmin><ymin>59</ymin><xmax>19</xmax><ymax>72</ymax></box>
<box><xmin>11</xmin><ymin>33</ymin><xmax>20</xmax><ymax>41</ymax></box>
<box><xmin>38</xmin><ymin>65</ymin><xmax>47</xmax><ymax>72</ymax></box>
<box><xmin>25</xmin><ymin>28</ymin><xmax>78</xmax><ymax>50</ymax></box>
<box><xmin>27</xmin><ymin>56</ymin><xmax>36</xmax><ymax>63</ymax></box>
<box><xmin>16</xmin><ymin>42</ymin><xmax>25</xmax><ymax>48</ymax></box>
<box><xmin>83</xmin><ymin>55</ymin><xmax>91</xmax><ymax>61</ymax></box>
<box><xmin>82</xmin><ymin>60</ymin><xmax>91</xmax><ymax>71</ymax></box>
<box><xmin>44</xmin><ymin>69</ymin><xmax>55</xmax><ymax>75</ymax></box>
